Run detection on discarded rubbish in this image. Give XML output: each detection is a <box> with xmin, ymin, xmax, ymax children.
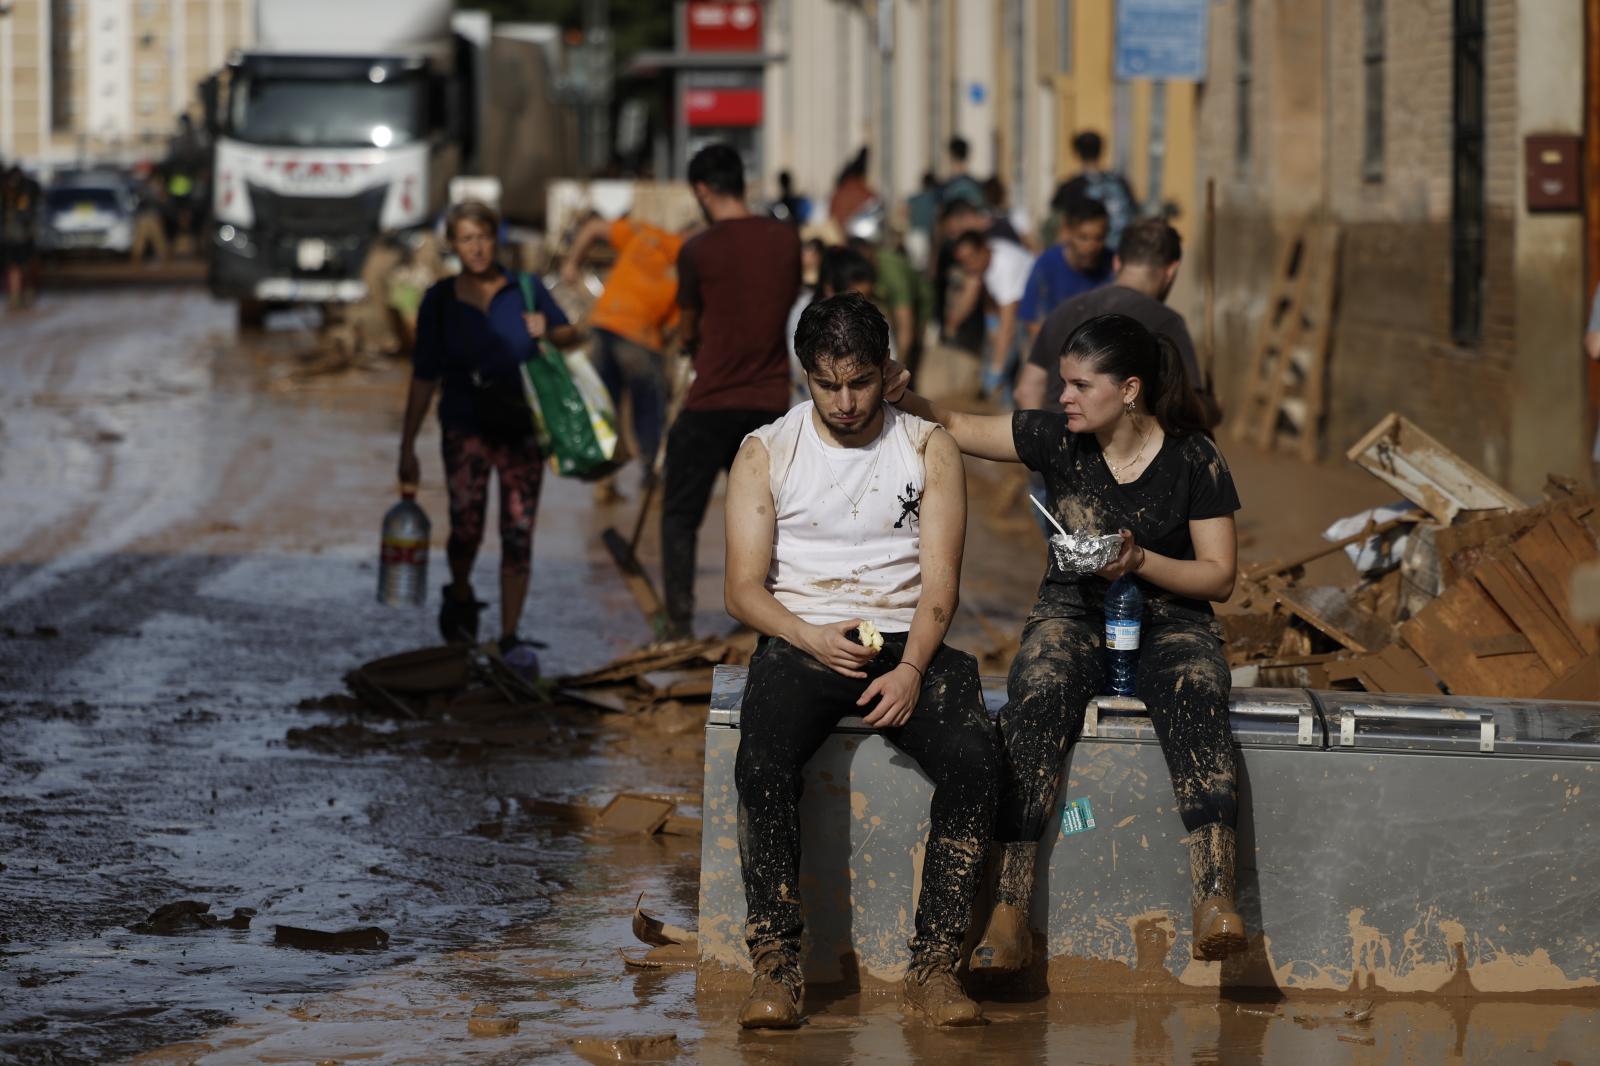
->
<box><xmin>129</xmin><ymin>901</ymin><xmax>255</xmax><ymax>934</ymax></box>
<box><xmin>467</xmin><ymin>1016</ymin><xmax>520</xmax><ymax>1037</ymax></box>
<box><xmin>272</xmin><ymin>925</ymin><xmax>390</xmax><ymax>951</ymax></box>
<box><xmin>566</xmin><ymin>1034</ymin><xmax>679</xmax><ymax>1064</ymax></box>
<box><xmin>597</xmin><ymin>794</ymin><xmax>676</xmax><ymax>835</ymax></box>
<box><xmin>1231</xmin><ymin>413</ymin><xmax>1599</xmax><ymax>699</ymax></box>
<box><xmin>621</xmin><ymin>895</ymin><xmax>699</xmax><ymax>968</ymax></box>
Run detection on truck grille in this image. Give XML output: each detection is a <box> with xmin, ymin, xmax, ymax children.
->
<box><xmin>246</xmin><ymin>183</ymin><xmax>390</xmax><ymax>276</ymax></box>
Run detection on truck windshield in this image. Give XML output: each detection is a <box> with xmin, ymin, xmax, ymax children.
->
<box><xmin>228</xmin><ymin>74</ymin><xmax>427</xmax><ymax>148</ymax></box>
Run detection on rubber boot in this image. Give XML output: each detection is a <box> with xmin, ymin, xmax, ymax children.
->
<box><xmin>1189</xmin><ymin>823</ymin><xmax>1248</xmax><ymax>961</ymax></box>
<box><xmin>904</xmin><ymin>956</ymin><xmax>984</xmax><ymax>1026</ymax></box>
<box><xmin>738</xmin><ymin>945</ymin><xmax>803</xmax><ymax>1029</ymax></box>
<box><xmin>968</xmin><ymin>842</ymin><xmax>1036</xmax><ymax>973</ymax></box>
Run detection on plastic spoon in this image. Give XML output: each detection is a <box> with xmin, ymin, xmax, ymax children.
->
<box><xmin>1029</xmin><ymin>494</ymin><xmax>1068</xmax><ymax>539</ymax></box>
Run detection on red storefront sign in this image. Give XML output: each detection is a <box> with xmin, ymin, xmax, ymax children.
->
<box><xmin>685</xmin><ymin>1</ymin><xmax>763</xmax><ymax>52</ymax></box>
<box><xmin>684</xmin><ymin>87</ymin><xmax>763</xmax><ymax>127</ymax></box>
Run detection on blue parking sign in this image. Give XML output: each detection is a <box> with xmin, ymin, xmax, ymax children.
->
<box><xmin>1115</xmin><ymin>0</ymin><xmax>1209</xmax><ymax>82</ymax></box>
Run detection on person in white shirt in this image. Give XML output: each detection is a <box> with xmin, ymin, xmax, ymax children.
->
<box><xmin>723</xmin><ymin>292</ymin><xmax>999</xmax><ymax>1030</ymax></box>
<box><xmin>948</xmin><ymin>230</ymin><xmax>1034</xmax><ymax>402</ymax></box>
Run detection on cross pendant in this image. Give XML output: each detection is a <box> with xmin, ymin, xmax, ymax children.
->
<box><xmin>850</xmin><ymin>506</ymin><xmax>859</xmax><ymax>518</ymax></box>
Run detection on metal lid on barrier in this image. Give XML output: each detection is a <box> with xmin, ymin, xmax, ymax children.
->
<box><xmin>1082</xmin><ymin>688</ymin><xmax>1322</xmax><ymax>749</ymax></box>
<box><xmin>1321</xmin><ymin>692</ymin><xmax>1600</xmax><ymax>758</ymax></box>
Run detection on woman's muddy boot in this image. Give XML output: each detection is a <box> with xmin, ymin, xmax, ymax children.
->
<box><xmin>738</xmin><ymin>945</ymin><xmax>803</xmax><ymax>1029</ymax></box>
<box><xmin>903</xmin><ymin>956</ymin><xmax>984</xmax><ymax>1026</ymax></box>
<box><xmin>1190</xmin><ymin>823</ymin><xmax>1248</xmax><ymax>961</ymax></box>
<box><xmin>968</xmin><ymin>842</ymin><xmax>1036</xmax><ymax>973</ymax></box>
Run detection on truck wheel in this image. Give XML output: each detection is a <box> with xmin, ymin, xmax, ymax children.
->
<box><xmin>237</xmin><ymin>298</ymin><xmax>268</xmax><ymax>332</ymax></box>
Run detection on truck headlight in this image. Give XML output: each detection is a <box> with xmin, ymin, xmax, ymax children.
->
<box><xmin>215</xmin><ymin>224</ymin><xmax>256</xmax><ymax>258</ymax></box>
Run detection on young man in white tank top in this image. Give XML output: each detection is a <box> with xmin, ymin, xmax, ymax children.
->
<box><xmin>723</xmin><ymin>292</ymin><xmax>1000</xmax><ymax>1029</ymax></box>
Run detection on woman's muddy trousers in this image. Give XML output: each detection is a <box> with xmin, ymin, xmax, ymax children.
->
<box><xmin>735</xmin><ymin>635</ymin><xmax>999</xmax><ymax>964</ymax></box>
<box><xmin>995</xmin><ymin>615</ymin><xmax>1237</xmax><ymax>843</ymax></box>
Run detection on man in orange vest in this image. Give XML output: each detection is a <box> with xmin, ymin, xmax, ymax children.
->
<box><xmin>563</xmin><ymin>210</ymin><xmax>700</xmax><ymax>490</ymax></box>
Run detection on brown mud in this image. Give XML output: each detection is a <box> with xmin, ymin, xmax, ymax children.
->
<box><xmin>2</xmin><ymin>292</ymin><xmax>1595</xmax><ymax>1063</ymax></box>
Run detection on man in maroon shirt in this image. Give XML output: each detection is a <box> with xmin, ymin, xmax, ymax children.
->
<box><xmin>662</xmin><ymin>144</ymin><xmax>801</xmax><ymax>639</ymax></box>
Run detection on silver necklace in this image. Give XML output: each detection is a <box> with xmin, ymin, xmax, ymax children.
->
<box><xmin>822</xmin><ymin>437</ymin><xmax>883</xmax><ymax>519</ymax></box>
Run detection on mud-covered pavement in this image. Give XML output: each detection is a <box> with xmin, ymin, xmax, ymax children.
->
<box><xmin>2</xmin><ymin>288</ymin><xmax>1596</xmax><ymax>1064</ymax></box>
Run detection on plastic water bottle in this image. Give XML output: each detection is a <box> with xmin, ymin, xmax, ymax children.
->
<box><xmin>377</xmin><ymin>490</ymin><xmax>430</xmax><ymax>606</ymax></box>
<box><xmin>1103</xmin><ymin>577</ymin><xmax>1144</xmax><ymax>697</ymax></box>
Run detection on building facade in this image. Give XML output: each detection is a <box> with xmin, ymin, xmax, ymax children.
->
<box><xmin>756</xmin><ymin>0</ymin><xmax>1197</xmax><ymax>241</ymax></box>
<box><xmin>1198</xmin><ymin>0</ymin><xmax>1591</xmax><ymax>493</ymax></box>
<box><xmin>0</xmin><ymin>0</ymin><xmax>254</xmax><ymax>169</ymax></box>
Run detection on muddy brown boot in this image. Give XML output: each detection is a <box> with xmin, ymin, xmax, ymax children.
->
<box><xmin>1190</xmin><ymin>823</ymin><xmax>1248</xmax><ymax>961</ymax></box>
<box><xmin>738</xmin><ymin>945</ymin><xmax>803</xmax><ymax>1029</ymax></box>
<box><xmin>904</xmin><ymin>957</ymin><xmax>984</xmax><ymax>1026</ymax></box>
<box><xmin>968</xmin><ymin>842</ymin><xmax>1036</xmax><ymax>973</ymax></box>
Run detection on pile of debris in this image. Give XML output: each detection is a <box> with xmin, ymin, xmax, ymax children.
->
<box><xmin>1228</xmin><ymin>414</ymin><xmax>1599</xmax><ymax>699</ymax></box>
<box><xmin>288</xmin><ymin>634</ymin><xmax>755</xmax><ymax>757</ymax></box>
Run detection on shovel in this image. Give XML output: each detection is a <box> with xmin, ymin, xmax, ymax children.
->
<box><xmin>600</xmin><ymin>353</ymin><xmax>692</xmax><ymax>640</ymax></box>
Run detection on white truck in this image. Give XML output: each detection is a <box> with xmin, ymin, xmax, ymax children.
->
<box><xmin>205</xmin><ymin>0</ymin><xmax>575</xmax><ymax>327</ymax></box>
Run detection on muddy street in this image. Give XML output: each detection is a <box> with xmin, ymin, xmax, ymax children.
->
<box><xmin>2</xmin><ymin>288</ymin><xmax>1596</xmax><ymax>1064</ymax></box>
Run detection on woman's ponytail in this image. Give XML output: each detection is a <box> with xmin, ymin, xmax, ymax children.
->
<box><xmin>1151</xmin><ymin>334</ymin><xmax>1214</xmax><ymax>439</ymax></box>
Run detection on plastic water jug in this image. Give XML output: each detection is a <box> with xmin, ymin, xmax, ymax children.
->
<box><xmin>377</xmin><ymin>490</ymin><xmax>430</xmax><ymax>606</ymax></box>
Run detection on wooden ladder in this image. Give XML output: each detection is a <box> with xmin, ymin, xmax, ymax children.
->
<box><xmin>1232</xmin><ymin>220</ymin><xmax>1341</xmax><ymax>461</ymax></box>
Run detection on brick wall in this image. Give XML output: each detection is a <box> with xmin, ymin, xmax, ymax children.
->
<box><xmin>1199</xmin><ymin>0</ymin><xmax>1525</xmax><ymax>479</ymax></box>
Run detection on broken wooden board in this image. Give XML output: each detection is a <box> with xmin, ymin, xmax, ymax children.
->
<box><xmin>640</xmin><ymin>668</ymin><xmax>715</xmax><ymax>700</ymax></box>
<box><xmin>1325</xmin><ymin>644</ymin><xmax>1438</xmax><ymax>694</ymax></box>
<box><xmin>596</xmin><ymin>793</ymin><xmax>676</xmax><ymax>835</ymax></box>
<box><xmin>1345</xmin><ymin>413</ymin><xmax>1524</xmax><ymax>524</ymax></box>
<box><xmin>1540</xmin><ymin>654</ymin><xmax>1600</xmax><ymax>700</ymax></box>
<box><xmin>557</xmin><ymin>638</ymin><xmax>729</xmax><ymax>688</ymax></box>
<box><xmin>1399</xmin><ymin>570</ymin><xmax>1555</xmax><ymax>698</ymax></box>
<box><xmin>1275</xmin><ymin>584</ymin><xmax>1394</xmax><ymax>654</ymax></box>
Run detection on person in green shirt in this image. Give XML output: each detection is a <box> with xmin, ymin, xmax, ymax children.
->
<box><xmin>851</xmin><ymin>235</ymin><xmax>930</xmax><ymax>385</ymax></box>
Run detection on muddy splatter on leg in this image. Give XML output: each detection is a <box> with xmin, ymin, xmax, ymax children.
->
<box><xmin>1136</xmin><ymin>623</ymin><xmax>1246</xmax><ymax>959</ymax></box>
<box><xmin>993</xmin><ymin>617</ymin><xmax>1103</xmax><ymax>844</ymax></box>
<box><xmin>1136</xmin><ymin>623</ymin><xmax>1237</xmax><ymax>833</ymax></box>
<box><xmin>733</xmin><ymin>639</ymin><xmax>857</xmax><ymax>958</ymax></box>
<box><xmin>881</xmin><ymin>646</ymin><xmax>998</xmax><ymax>965</ymax></box>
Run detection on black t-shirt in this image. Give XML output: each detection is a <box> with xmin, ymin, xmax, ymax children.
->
<box><xmin>1027</xmin><ymin>285</ymin><xmax>1199</xmax><ymax>414</ymax></box>
<box><xmin>1012</xmin><ymin>410</ymin><xmax>1242</xmax><ymax>627</ymax></box>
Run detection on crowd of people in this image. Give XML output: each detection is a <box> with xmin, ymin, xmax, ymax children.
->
<box><xmin>396</xmin><ymin>134</ymin><xmax>1247</xmax><ymax>1031</ymax></box>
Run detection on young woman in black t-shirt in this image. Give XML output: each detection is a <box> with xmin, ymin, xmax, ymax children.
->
<box><xmin>887</xmin><ymin>312</ymin><xmax>1248</xmax><ymax>970</ymax></box>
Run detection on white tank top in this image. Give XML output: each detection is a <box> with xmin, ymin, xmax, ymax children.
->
<box><xmin>745</xmin><ymin>402</ymin><xmax>938</xmax><ymax>632</ymax></box>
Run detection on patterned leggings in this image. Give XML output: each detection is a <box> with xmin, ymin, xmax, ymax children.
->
<box><xmin>441</xmin><ymin>429</ymin><xmax>544</xmax><ymax>579</ymax></box>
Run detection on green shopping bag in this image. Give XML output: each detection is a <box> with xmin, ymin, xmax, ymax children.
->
<box><xmin>517</xmin><ymin>274</ymin><xmax>622</xmax><ymax>480</ymax></box>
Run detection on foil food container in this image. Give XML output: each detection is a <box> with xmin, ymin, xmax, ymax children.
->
<box><xmin>1049</xmin><ymin>532</ymin><xmax>1123</xmax><ymax>575</ymax></box>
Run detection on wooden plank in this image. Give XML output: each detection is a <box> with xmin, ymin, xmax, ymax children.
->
<box><xmin>1512</xmin><ymin>520</ymin><xmax>1599</xmax><ymax>655</ymax></box>
<box><xmin>1345</xmin><ymin>413</ymin><xmax>1525</xmax><ymax>524</ymax></box>
<box><xmin>1473</xmin><ymin>559</ymin><xmax>1584</xmax><ymax>677</ymax></box>
<box><xmin>1538</xmin><ymin>653</ymin><xmax>1600</xmax><ymax>701</ymax></box>
<box><xmin>1243</xmin><ymin>514</ymin><xmax>1419</xmax><ymax>581</ymax></box>
<box><xmin>1469</xmin><ymin>633</ymin><xmax>1536</xmax><ymax>657</ymax></box>
<box><xmin>1326</xmin><ymin>644</ymin><xmax>1438</xmax><ymax>694</ymax></box>
<box><xmin>1399</xmin><ymin>575</ymin><xmax>1555</xmax><ymax>697</ymax></box>
<box><xmin>596</xmin><ymin>793</ymin><xmax>676</xmax><ymax>835</ymax></box>
<box><xmin>1275</xmin><ymin>584</ymin><xmax>1393</xmax><ymax>654</ymax></box>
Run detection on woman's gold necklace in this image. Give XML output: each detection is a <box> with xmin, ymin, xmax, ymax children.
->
<box><xmin>1105</xmin><ymin>418</ymin><xmax>1154</xmax><ymax>481</ymax></box>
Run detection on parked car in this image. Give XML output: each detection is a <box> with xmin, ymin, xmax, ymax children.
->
<box><xmin>39</xmin><ymin>176</ymin><xmax>136</xmax><ymax>255</ymax></box>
